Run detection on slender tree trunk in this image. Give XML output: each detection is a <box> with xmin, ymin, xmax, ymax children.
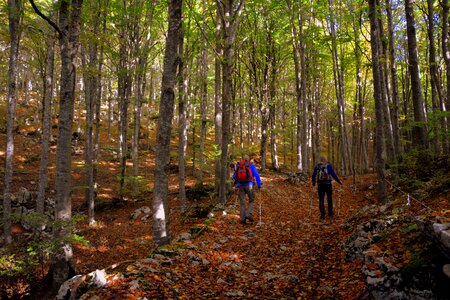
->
<box><xmin>427</xmin><ymin>0</ymin><xmax>442</xmax><ymax>153</ymax></box>
<box><xmin>37</xmin><ymin>25</ymin><xmax>55</xmax><ymax>215</ymax></box>
<box><xmin>198</xmin><ymin>0</ymin><xmax>208</xmax><ymax>184</ymax></box>
<box><xmin>117</xmin><ymin>20</ymin><xmax>131</xmax><ymax>201</ymax></box>
<box><xmin>82</xmin><ymin>0</ymin><xmax>100</xmax><ymax>224</ymax></box>
<box><xmin>178</xmin><ymin>23</ymin><xmax>187</xmax><ymax>212</ymax></box>
<box><xmin>441</xmin><ymin>0</ymin><xmax>450</xmax><ymax>152</ymax></box>
<box><xmin>286</xmin><ymin>0</ymin><xmax>307</xmax><ymax>172</ymax></box>
<box><xmin>4</xmin><ymin>0</ymin><xmax>22</xmax><ymax>244</ymax></box>
<box><xmin>214</xmin><ymin>9</ymin><xmax>222</xmax><ymax>195</ymax></box>
<box><xmin>386</xmin><ymin>0</ymin><xmax>401</xmax><ymax>156</ymax></box>
<box><xmin>377</xmin><ymin>0</ymin><xmax>396</xmax><ymax>164</ymax></box>
<box><xmin>152</xmin><ymin>0</ymin><xmax>182</xmax><ymax>247</ymax></box>
<box><xmin>92</xmin><ymin>0</ymin><xmax>107</xmax><ymax>222</ymax></box>
<box><xmin>217</xmin><ymin>0</ymin><xmax>244</xmax><ymax>203</ymax></box>
<box><xmin>52</xmin><ymin>0</ymin><xmax>84</xmax><ymax>290</ymax></box>
<box><xmin>328</xmin><ymin>0</ymin><xmax>351</xmax><ymax>175</ymax></box>
<box><xmin>269</xmin><ymin>56</ymin><xmax>279</xmax><ymax>171</ymax></box>
<box><xmin>405</xmin><ymin>0</ymin><xmax>428</xmax><ymax>147</ymax></box>
<box><xmin>369</xmin><ymin>0</ymin><xmax>386</xmax><ymax>203</ymax></box>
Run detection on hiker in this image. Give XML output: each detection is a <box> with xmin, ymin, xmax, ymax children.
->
<box><xmin>232</xmin><ymin>155</ymin><xmax>262</xmax><ymax>224</ymax></box>
<box><xmin>311</xmin><ymin>155</ymin><xmax>343</xmax><ymax>220</ymax></box>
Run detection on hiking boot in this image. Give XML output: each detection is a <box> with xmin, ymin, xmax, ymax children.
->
<box><xmin>246</xmin><ymin>216</ymin><xmax>254</xmax><ymax>223</ymax></box>
<box><xmin>240</xmin><ymin>219</ymin><xmax>246</xmax><ymax>225</ymax></box>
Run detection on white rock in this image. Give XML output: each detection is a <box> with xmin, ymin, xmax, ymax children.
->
<box><xmin>56</xmin><ymin>275</ymin><xmax>84</xmax><ymax>300</ymax></box>
<box><xmin>443</xmin><ymin>264</ymin><xmax>450</xmax><ymax>280</ymax></box>
<box><xmin>440</xmin><ymin>229</ymin><xmax>450</xmax><ymax>248</ymax></box>
<box><xmin>93</xmin><ymin>269</ymin><xmax>107</xmax><ymax>287</ymax></box>
<box><xmin>433</xmin><ymin>223</ymin><xmax>450</xmax><ymax>235</ymax></box>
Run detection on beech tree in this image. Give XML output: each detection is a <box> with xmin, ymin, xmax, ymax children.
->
<box><xmin>3</xmin><ymin>0</ymin><xmax>23</xmax><ymax>245</ymax></box>
<box><xmin>369</xmin><ymin>0</ymin><xmax>386</xmax><ymax>203</ymax></box>
<box><xmin>217</xmin><ymin>0</ymin><xmax>244</xmax><ymax>203</ymax></box>
<box><xmin>152</xmin><ymin>0</ymin><xmax>182</xmax><ymax>246</ymax></box>
<box><xmin>405</xmin><ymin>0</ymin><xmax>428</xmax><ymax>147</ymax></box>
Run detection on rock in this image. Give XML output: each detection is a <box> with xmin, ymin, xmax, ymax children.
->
<box><xmin>432</xmin><ymin>223</ymin><xmax>450</xmax><ymax>235</ymax></box>
<box><xmin>440</xmin><ymin>230</ymin><xmax>450</xmax><ymax>248</ymax></box>
<box><xmin>443</xmin><ymin>264</ymin><xmax>450</xmax><ymax>280</ymax></box>
<box><xmin>130</xmin><ymin>206</ymin><xmax>151</xmax><ymax>220</ymax></box>
<box><xmin>56</xmin><ymin>275</ymin><xmax>85</xmax><ymax>300</ymax></box>
<box><xmin>176</xmin><ymin>232</ymin><xmax>192</xmax><ymax>242</ymax></box>
<box><xmin>93</xmin><ymin>269</ymin><xmax>107</xmax><ymax>287</ymax></box>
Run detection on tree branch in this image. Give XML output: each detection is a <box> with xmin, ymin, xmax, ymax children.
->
<box><xmin>28</xmin><ymin>0</ymin><xmax>62</xmax><ymax>37</ymax></box>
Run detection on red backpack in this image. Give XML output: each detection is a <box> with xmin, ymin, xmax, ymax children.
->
<box><xmin>235</xmin><ymin>159</ymin><xmax>253</xmax><ymax>183</ymax></box>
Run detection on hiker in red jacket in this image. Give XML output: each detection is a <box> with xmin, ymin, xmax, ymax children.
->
<box><xmin>232</xmin><ymin>155</ymin><xmax>262</xmax><ymax>224</ymax></box>
<box><xmin>312</xmin><ymin>155</ymin><xmax>342</xmax><ymax>221</ymax></box>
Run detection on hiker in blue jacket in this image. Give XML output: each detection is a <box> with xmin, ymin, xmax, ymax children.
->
<box><xmin>312</xmin><ymin>155</ymin><xmax>342</xmax><ymax>220</ymax></box>
<box><xmin>232</xmin><ymin>155</ymin><xmax>262</xmax><ymax>224</ymax></box>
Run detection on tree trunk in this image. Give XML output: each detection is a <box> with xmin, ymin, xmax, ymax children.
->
<box><xmin>369</xmin><ymin>0</ymin><xmax>386</xmax><ymax>203</ymax></box>
<box><xmin>386</xmin><ymin>0</ymin><xmax>401</xmax><ymax>157</ymax></box>
<box><xmin>405</xmin><ymin>0</ymin><xmax>428</xmax><ymax>147</ymax></box>
<box><xmin>214</xmin><ymin>9</ymin><xmax>222</xmax><ymax>196</ymax></box>
<box><xmin>4</xmin><ymin>0</ymin><xmax>22</xmax><ymax>244</ymax></box>
<box><xmin>52</xmin><ymin>0</ymin><xmax>83</xmax><ymax>290</ymax></box>
<box><xmin>376</xmin><ymin>0</ymin><xmax>396</xmax><ymax>164</ymax></box>
<box><xmin>441</xmin><ymin>0</ymin><xmax>450</xmax><ymax>152</ymax></box>
<box><xmin>117</xmin><ymin>21</ymin><xmax>131</xmax><ymax>201</ymax></box>
<box><xmin>152</xmin><ymin>0</ymin><xmax>182</xmax><ymax>247</ymax></box>
<box><xmin>82</xmin><ymin>0</ymin><xmax>100</xmax><ymax>225</ymax></box>
<box><xmin>37</xmin><ymin>24</ymin><xmax>55</xmax><ymax>215</ymax></box>
<box><xmin>269</xmin><ymin>53</ymin><xmax>279</xmax><ymax>171</ymax></box>
<box><xmin>198</xmin><ymin>0</ymin><xmax>208</xmax><ymax>185</ymax></box>
<box><xmin>178</xmin><ymin>23</ymin><xmax>187</xmax><ymax>213</ymax></box>
<box><xmin>427</xmin><ymin>0</ymin><xmax>443</xmax><ymax>153</ymax></box>
<box><xmin>328</xmin><ymin>0</ymin><xmax>351</xmax><ymax>175</ymax></box>
<box><xmin>217</xmin><ymin>0</ymin><xmax>244</xmax><ymax>204</ymax></box>
<box><xmin>286</xmin><ymin>0</ymin><xmax>307</xmax><ymax>173</ymax></box>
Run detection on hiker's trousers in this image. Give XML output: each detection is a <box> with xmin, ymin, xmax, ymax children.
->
<box><xmin>317</xmin><ymin>183</ymin><xmax>333</xmax><ymax>218</ymax></box>
<box><xmin>238</xmin><ymin>185</ymin><xmax>255</xmax><ymax>222</ymax></box>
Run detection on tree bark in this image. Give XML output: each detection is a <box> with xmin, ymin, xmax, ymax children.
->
<box><xmin>198</xmin><ymin>0</ymin><xmax>209</xmax><ymax>185</ymax></box>
<box><xmin>405</xmin><ymin>0</ymin><xmax>428</xmax><ymax>147</ymax></box>
<box><xmin>328</xmin><ymin>0</ymin><xmax>351</xmax><ymax>175</ymax></box>
<box><xmin>153</xmin><ymin>0</ymin><xmax>182</xmax><ymax>247</ymax></box>
<box><xmin>217</xmin><ymin>0</ymin><xmax>244</xmax><ymax>203</ymax></box>
<box><xmin>369</xmin><ymin>0</ymin><xmax>386</xmax><ymax>203</ymax></box>
<box><xmin>4</xmin><ymin>0</ymin><xmax>22</xmax><ymax>244</ymax></box>
<box><xmin>427</xmin><ymin>0</ymin><xmax>443</xmax><ymax>153</ymax></box>
<box><xmin>82</xmin><ymin>0</ymin><xmax>100</xmax><ymax>225</ymax></box>
<box><xmin>178</xmin><ymin>22</ymin><xmax>187</xmax><ymax>212</ymax></box>
<box><xmin>386</xmin><ymin>0</ymin><xmax>401</xmax><ymax>157</ymax></box>
<box><xmin>441</xmin><ymin>0</ymin><xmax>450</xmax><ymax>152</ymax></box>
<box><xmin>52</xmin><ymin>0</ymin><xmax>84</xmax><ymax>290</ymax></box>
<box><xmin>37</xmin><ymin>24</ymin><xmax>55</xmax><ymax>215</ymax></box>
<box><xmin>214</xmin><ymin>9</ymin><xmax>223</xmax><ymax>196</ymax></box>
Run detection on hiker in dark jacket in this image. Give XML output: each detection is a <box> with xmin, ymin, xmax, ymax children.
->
<box><xmin>312</xmin><ymin>155</ymin><xmax>342</xmax><ymax>220</ymax></box>
<box><xmin>232</xmin><ymin>155</ymin><xmax>262</xmax><ymax>224</ymax></box>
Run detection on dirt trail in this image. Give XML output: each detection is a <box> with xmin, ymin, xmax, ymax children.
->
<box><xmin>79</xmin><ymin>173</ymin><xmax>369</xmax><ymax>299</ymax></box>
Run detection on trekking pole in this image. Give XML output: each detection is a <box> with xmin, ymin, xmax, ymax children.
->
<box><xmin>233</xmin><ymin>187</ymin><xmax>239</xmax><ymax>213</ymax></box>
<box><xmin>258</xmin><ymin>189</ymin><xmax>263</xmax><ymax>226</ymax></box>
<box><xmin>337</xmin><ymin>188</ymin><xmax>341</xmax><ymax>217</ymax></box>
<box><xmin>309</xmin><ymin>185</ymin><xmax>314</xmax><ymax>217</ymax></box>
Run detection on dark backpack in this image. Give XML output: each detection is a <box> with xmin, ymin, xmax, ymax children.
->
<box><xmin>317</xmin><ymin>163</ymin><xmax>330</xmax><ymax>181</ymax></box>
<box><xmin>235</xmin><ymin>159</ymin><xmax>253</xmax><ymax>183</ymax></box>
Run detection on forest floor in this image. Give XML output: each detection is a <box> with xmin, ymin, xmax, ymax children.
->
<box><xmin>1</xmin><ymin>107</ymin><xmax>449</xmax><ymax>299</ymax></box>
<box><xmin>71</xmin><ymin>170</ymin><xmax>376</xmax><ymax>299</ymax></box>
